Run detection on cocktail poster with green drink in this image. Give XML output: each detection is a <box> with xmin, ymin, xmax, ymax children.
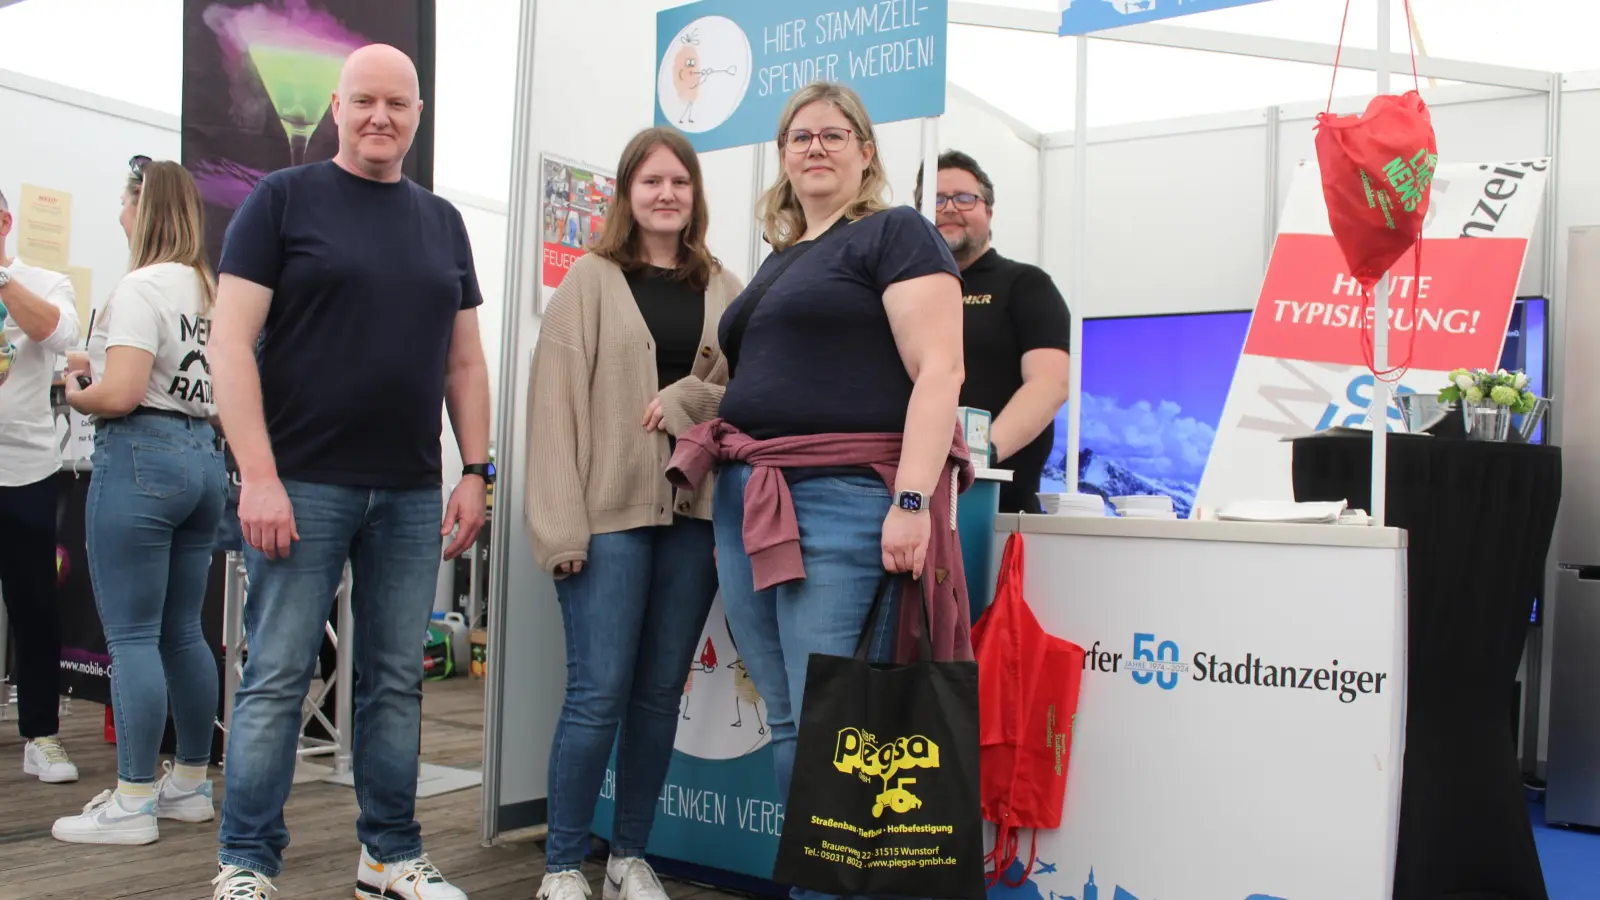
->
<box><xmin>181</xmin><ymin>0</ymin><xmax>437</xmax><ymax>266</ymax></box>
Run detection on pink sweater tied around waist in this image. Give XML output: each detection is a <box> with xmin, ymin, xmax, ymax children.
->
<box><xmin>667</xmin><ymin>418</ymin><xmax>976</xmax><ymax>664</ymax></box>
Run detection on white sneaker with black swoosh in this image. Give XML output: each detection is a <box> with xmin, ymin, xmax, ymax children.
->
<box><xmin>50</xmin><ymin>788</ymin><xmax>159</xmax><ymax>844</ymax></box>
<box><xmin>603</xmin><ymin>857</ymin><xmax>669</xmax><ymax>900</ymax></box>
<box><xmin>355</xmin><ymin>848</ymin><xmax>467</xmax><ymax>900</ymax></box>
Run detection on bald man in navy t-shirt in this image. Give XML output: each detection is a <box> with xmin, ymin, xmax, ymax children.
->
<box><xmin>207</xmin><ymin>44</ymin><xmax>489</xmax><ymax>900</ymax></box>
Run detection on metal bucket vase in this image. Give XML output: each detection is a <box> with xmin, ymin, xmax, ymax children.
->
<box><xmin>1462</xmin><ymin>403</ymin><xmax>1512</xmax><ymax>441</ymax></box>
<box><xmin>1516</xmin><ymin>397</ymin><xmax>1552</xmax><ymax>440</ymax></box>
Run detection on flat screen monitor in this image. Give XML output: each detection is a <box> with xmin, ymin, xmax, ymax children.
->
<box><xmin>1044</xmin><ymin>297</ymin><xmax>1550</xmax><ymax>519</ymax></box>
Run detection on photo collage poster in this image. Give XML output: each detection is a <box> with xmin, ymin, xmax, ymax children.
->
<box><xmin>540</xmin><ymin>154</ymin><xmax>616</xmax><ymax>309</ymax></box>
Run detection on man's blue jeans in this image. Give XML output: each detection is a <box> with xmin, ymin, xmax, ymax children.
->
<box><xmin>218</xmin><ymin>480</ymin><xmax>443</xmax><ymax>877</ymax></box>
<box><xmin>544</xmin><ymin>518</ymin><xmax>719</xmax><ymax>870</ymax></box>
<box><xmin>712</xmin><ymin>464</ymin><xmax>897</xmax><ymax>900</ymax></box>
<box><xmin>87</xmin><ymin>413</ymin><xmax>227</xmax><ymax>782</ymax></box>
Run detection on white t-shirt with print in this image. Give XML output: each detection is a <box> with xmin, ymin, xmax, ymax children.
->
<box><xmin>88</xmin><ymin>262</ymin><xmax>214</xmax><ymax>419</ymax></box>
<box><xmin>0</xmin><ymin>260</ymin><xmax>80</xmax><ymax>487</ymax></box>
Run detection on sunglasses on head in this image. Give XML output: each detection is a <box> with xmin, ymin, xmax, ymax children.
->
<box><xmin>129</xmin><ymin>155</ymin><xmax>153</xmax><ymax>183</ymax></box>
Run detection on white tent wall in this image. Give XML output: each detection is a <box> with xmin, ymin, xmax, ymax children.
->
<box><xmin>0</xmin><ymin>67</ymin><xmax>512</xmax><ymax>520</ymax></box>
<box><xmin>484</xmin><ymin>0</ymin><xmax>1044</xmax><ymax>836</ymax></box>
<box><xmin>0</xmin><ymin>71</ymin><xmax>181</xmax><ymax>321</ymax></box>
<box><xmin>1036</xmin><ymin>81</ymin><xmax>1569</xmax><ymax>319</ymax></box>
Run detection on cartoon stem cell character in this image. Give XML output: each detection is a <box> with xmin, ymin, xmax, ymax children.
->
<box><xmin>673</xmin><ymin>29</ymin><xmax>738</xmax><ymax>125</ymax></box>
<box><xmin>681</xmin><ymin>670</ymin><xmax>694</xmax><ymax>721</ymax></box>
<box><xmin>728</xmin><ymin>658</ymin><xmax>767</xmax><ymax>734</ymax></box>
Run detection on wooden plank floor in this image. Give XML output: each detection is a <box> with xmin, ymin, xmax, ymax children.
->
<box><xmin>0</xmin><ymin>678</ymin><xmax>743</xmax><ymax>900</ymax></box>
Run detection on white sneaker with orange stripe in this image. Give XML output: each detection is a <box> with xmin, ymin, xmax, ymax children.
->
<box><xmin>355</xmin><ymin>848</ymin><xmax>466</xmax><ymax>900</ymax></box>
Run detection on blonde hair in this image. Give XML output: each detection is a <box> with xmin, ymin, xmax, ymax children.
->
<box><xmin>757</xmin><ymin>82</ymin><xmax>890</xmax><ymax>252</ymax></box>
<box><xmin>127</xmin><ymin>161</ymin><xmax>217</xmax><ymax>311</ymax></box>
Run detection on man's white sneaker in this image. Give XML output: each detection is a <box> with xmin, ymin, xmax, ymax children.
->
<box><xmin>213</xmin><ymin>865</ymin><xmax>275</xmax><ymax>899</ymax></box>
<box><xmin>23</xmin><ymin>737</ymin><xmax>79</xmax><ymax>784</ymax></box>
<box><xmin>50</xmin><ymin>789</ymin><xmax>159</xmax><ymax>845</ymax></box>
<box><xmin>603</xmin><ymin>857</ymin><xmax>669</xmax><ymax>900</ymax></box>
<box><xmin>537</xmin><ymin>870</ymin><xmax>592</xmax><ymax>900</ymax></box>
<box><xmin>155</xmin><ymin>761</ymin><xmax>215</xmax><ymax>822</ymax></box>
<box><xmin>355</xmin><ymin>848</ymin><xmax>467</xmax><ymax>900</ymax></box>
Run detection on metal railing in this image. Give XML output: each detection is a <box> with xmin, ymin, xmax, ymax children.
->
<box><xmin>219</xmin><ymin>551</ymin><xmax>354</xmax><ymax>776</ymax></box>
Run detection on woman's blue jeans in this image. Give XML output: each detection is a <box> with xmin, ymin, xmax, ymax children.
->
<box><xmin>87</xmin><ymin>412</ymin><xmax>227</xmax><ymax>783</ymax></box>
<box><xmin>712</xmin><ymin>464</ymin><xmax>898</xmax><ymax>900</ymax></box>
<box><xmin>544</xmin><ymin>517</ymin><xmax>719</xmax><ymax>870</ymax></box>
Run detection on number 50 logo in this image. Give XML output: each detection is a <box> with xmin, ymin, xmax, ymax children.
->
<box><xmin>1130</xmin><ymin>633</ymin><xmax>1186</xmax><ymax>691</ymax></box>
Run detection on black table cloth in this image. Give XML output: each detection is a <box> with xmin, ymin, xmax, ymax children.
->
<box><xmin>1291</xmin><ymin>433</ymin><xmax>1560</xmax><ymax>900</ymax></box>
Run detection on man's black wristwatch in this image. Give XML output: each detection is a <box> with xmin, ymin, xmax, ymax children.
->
<box><xmin>463</xmin><ymin>463</ymin><xmax>497</xmax><ymax>484</ymax></box>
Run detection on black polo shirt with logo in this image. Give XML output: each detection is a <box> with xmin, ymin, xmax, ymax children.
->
<box><xmin>958</xmin><ymin>248</ymin><xmax>1072</xmax><ymax>514</ymax></box>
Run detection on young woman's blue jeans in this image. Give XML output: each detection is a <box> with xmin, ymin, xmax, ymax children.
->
<box><xmin>544</xmin><ymin>518</ymin><xmax>719</xmax><ymax>871</ymax></box>
<box><xmin>712</xmin><ymin>464</ymin><xmax>898</xmax><ymax>900</ymax></box>
<box><xmin>87</xmin><ymin>412</ymin><xmax>227</xmax><ymax>783</ymax></box>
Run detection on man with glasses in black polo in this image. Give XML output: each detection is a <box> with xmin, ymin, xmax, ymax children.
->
<box><xmin>915</xmin><ymin>151</ymin><xmax>1072</xmax><ymax>514</ymax></box>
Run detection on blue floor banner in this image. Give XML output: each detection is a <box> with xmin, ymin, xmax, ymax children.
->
<box><xmin>592</xmin><ymin>593</ymin><xmax>785</xmax><ymax>880</ymax></box>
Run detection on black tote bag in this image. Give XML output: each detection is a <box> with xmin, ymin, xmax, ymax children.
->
<box><xmin>773</xmin><ymin>573</ymin><xmax>984</xmax><ymax>900</ymax></box>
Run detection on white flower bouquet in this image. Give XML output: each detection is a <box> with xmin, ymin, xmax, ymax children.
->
<box><xmin>1437</xmin><ymin>368</ymin><xmax>1539</xmax><ymax>414</ymax></box>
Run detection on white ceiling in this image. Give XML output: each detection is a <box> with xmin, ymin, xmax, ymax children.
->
<box><xmin>1</xmin><ymin>0</ymin><xmax>1592</xmax><ymax>199</ymax></box>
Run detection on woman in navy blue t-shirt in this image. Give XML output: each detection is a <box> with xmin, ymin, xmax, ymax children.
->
<box><xmin>711</xmin><ymin>81</ymin><xmax>965</xmax><ymax>899</ymax></box>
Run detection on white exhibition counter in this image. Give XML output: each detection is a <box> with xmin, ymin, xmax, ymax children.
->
<box><xmin>991</xmin><ymin>513</ymin><xmax>1408</xmax><ymax>900</ymax></box>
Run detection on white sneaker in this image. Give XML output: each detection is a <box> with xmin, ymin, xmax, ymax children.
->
<box><xmin>603</xmin><ymin>857</ymin><xmax>669</xmax><ymax>900</ymax></box>
<box><xmin>155</xmin><ymin>760</ymin><xmax>215</xmax><ymax>822</ymax></box>
<box><xmin>50</xmin><ymin>788</ymin><xmax>159</xmax><ymax>845</ymax></box>
<box><xmin>537</xmin><ymin>870</ymin><xmax>592</xmax><ymax>900</ymax></box>
<box><xmin>355</xmin><ymin>848</ymin><xmax>467</xmax><ymax>900</ymax></box>
<box><xmin>213</xmin><ymin>865</ymin><xmax>275</xmax><ymax>899</ymax></box>
<box><xmin>23</xmin><ymin>737</ymin><xmax>79</xmax><ymax>783</ymax></box>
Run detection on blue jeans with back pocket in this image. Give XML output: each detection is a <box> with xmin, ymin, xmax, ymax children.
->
<box><xmin>713</xmin><ymin>464</ymin><xmax>899</xmax><ymax>900</ymax></box>
<box><xmin>87</xmin><ymin>412</ymin><xmax>228</xmax><ymax>783</ymax></box>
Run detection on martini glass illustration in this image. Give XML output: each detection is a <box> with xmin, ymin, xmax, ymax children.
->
<box><xmin>247</xmin><ymin>42</ymin><xmax>348</xmax><ymax>166</ymax></box>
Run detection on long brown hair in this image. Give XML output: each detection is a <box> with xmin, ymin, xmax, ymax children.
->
<box><xmin>127</xmin><ymin>160</ymin><xmax>216</xmax><ymax>311</ymax></box>
<box><xmin>758</xmin><ymin>81</ymin><xmax>891</xmax><ymax>252</ymax></box>
<box><xmin>591</xmin><ymin>127</ymin><xmax>719</xmax><ymax>291</ymax></box>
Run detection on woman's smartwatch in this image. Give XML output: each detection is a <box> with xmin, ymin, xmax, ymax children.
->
<box><xmin>895</xmin><ymin>490</ymin><xmax>927</xmax><ymax>513</ymax></box>
<box><xmin>463</xmin><ymin>462</ymin><xmax>497</xmax><ymax>484</ymax></box>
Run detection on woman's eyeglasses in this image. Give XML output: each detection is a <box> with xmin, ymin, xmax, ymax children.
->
<box><xmin>935</xmin><ymin>192</ymin><xmax>984</xmax><ymax>212</ymax></box>
<box><xmin>782</xmin><ymin>128</ymin><xmax>858</xmax><ymax>154</ymax></box>
<box><xmin>129</xmin><ymin>155</ymin><xmax>152</xmax><ymax>183</ymax></box>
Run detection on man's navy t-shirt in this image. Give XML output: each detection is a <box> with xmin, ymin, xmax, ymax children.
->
<box><xmin>219</xmin><ymin>161</ymin><xmax>483</xmax><ymax>488</ymax></box>
<box><xmin>718</xmin><ymin>206</ymin><xmax>960</xmax><ymax>438</ymax></box>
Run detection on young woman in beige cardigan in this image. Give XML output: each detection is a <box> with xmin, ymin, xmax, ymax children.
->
<box><xmin>525</xmin><ymin>127</ymin><xmax>743</xmax><ymax>900</ymax></box>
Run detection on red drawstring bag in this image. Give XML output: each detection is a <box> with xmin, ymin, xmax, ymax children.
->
<box><xmin>1313</xmin><ymin>0</ymin><xmax>1437</xmax><ymax>378</ymax></box>
<box><xmin>1315</xmin><ymin>90</ymin><xmax>1437</xmax><ymax>287</ymax></box>
<box><xmin>972</xmin><ymin>533</ymin><xmax>1085</xmax><ymax>887</ymax></box>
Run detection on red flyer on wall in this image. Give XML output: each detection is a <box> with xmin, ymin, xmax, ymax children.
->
<box><xmin>540</xmin><ymin>153</ymin><xmax>616</xmax><ymax>308</ymax></box>
<box><xmin>1196</xmin><ymin>158</ymin><xmax>1549</xmax><ymax>512</ymax></box>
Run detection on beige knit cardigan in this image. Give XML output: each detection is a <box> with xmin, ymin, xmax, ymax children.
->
<box><xmin>524</xmin><ymin>252</ymin><xmax>744</xmax><ymax>574</ymax></box>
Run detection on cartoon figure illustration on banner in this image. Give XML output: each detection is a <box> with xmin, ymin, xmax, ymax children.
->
<box><xmin>657</xmin><ymin>16</ymin><xmax>753</xmax><ymax>134</ymax></box>
<box><xmin>671</xmin><ymin>29</ymin><xmax>738</xmax><ymax>125</ymax></box>
<box><xmin>680</xmin><ymin>637</ymin><xmax>720</xmax><ymax>720</ymax></box>
<box><xmin>728</xmin><ymin>658</ymin><xmax>767</xmax><ymax>734</ymax></box>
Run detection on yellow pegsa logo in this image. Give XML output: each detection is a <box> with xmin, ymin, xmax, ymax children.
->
<box><xmin>832</xmin><ymin>728</ymin><xmax>941</xmax><ymax>819</ymax></box>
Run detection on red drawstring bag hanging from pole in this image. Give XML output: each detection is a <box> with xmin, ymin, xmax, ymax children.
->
<box><xmin>1313</xmin><ymin>0</ymin><xmax>1437</xmax><ymax>380</ymax></box>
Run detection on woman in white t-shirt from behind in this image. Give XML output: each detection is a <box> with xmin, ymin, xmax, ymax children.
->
<box><xmin>55</xmin><ymin>158</ymin><xmax>227</xmax><ymax>846</ymax></box>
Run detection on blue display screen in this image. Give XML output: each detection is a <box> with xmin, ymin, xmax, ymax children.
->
<box><xmin>1041</xmin><ymin>298</ymin><xmax>1549</xmax><ymax>524</ymax></box>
